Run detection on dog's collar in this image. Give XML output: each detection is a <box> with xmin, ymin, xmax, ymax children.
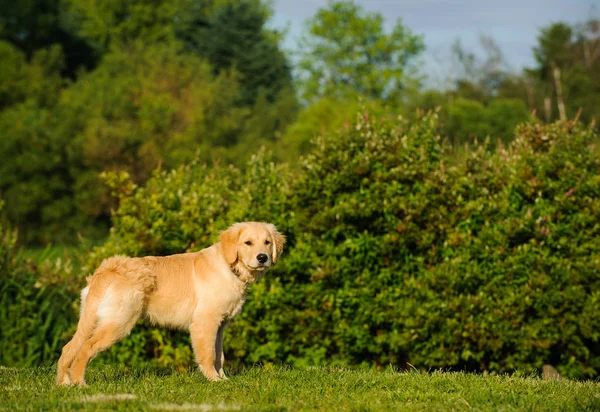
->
<box><xmin>231</xmin><ymin>264</ymin><xmax>251</xmax><ymax>285</ymax></box>
<box><xmin>231</xmin><ymin>262</ymin><xmax>265</xmax><ymax>286</ymax></box>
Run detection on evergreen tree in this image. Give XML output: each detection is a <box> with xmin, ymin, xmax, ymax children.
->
<box><xmin>0</xmin><ymin>0</ymin><xmax>97</xmax><ymax>76</ymax></box>
<box><xmin>177</xmin><ymin>0</ymin><xmax>294</xmax><ymax>106</ymax></box>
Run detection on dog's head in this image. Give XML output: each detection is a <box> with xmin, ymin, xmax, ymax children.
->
<box><xmin>220</xmin><ymin>222</ymin><xmax>285</xmax><ymax>277</ymax></box>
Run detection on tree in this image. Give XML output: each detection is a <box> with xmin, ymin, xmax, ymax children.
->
<box><xmin>177</xmin><ymin>0</ymin><xmax>294</xmax><ymax>106</ymax></box>
<box><xmin>0</xmin><ymin>101</ymin><xmax>81</xmax><ymax>244</ymax></box>
<box><xmin>450</xmin><ymin>36</ymin><xmax>510</xmax><ymax>103</ymax></box>
<box><xmin>443</xmin><ymin>98</ymin><xmax>529</xmax><ymax>146</ymax></box>
<box><xmin>0</xmin><ymin>41</ymin><xmax>64</xmax><ymax>109</ymax></box>
<box><xmin>0</xmin><ymin>0</ymin><xmax>97</xmax><ymax>76</ymax></box>
<box><xmin>529</xmin><ymin>20</ymin><xmax>600</xmax><ymax>124</ymax></box>
<box><xmin>297</xmin><ymin>1</ymin><xmax>424</xmax><ymax>103</ymax></box>
<box><xmin>533</xmin><ymin>23</ymin><xmax>575</xmax><ymax>120</ymax></box>
<box><xmin>0</xmin><ymin>43</ymin><xmax>251</xmax><ymax>244</ymax></box>
<box><xmin>61</xmin><ymin>0</ymin><xmax>295</xmax><ymax>108</ymax></box>
<box><xmin>61</xmin><ymin>0</ymin><xmax>185</xmax><ymax>52</ymax></box>
<box><xmin>278</xmin><ymin>98</ymin><xmax>389</xmax><ymax>162</ymax></box>
<box><xmin>0</xmin><ymin>0</ymin><xmax>299</xmax><ymax>244</ymax></box>
<box><xmin>533</xmin><ymin>23</ymin><xmax>574</xmax><ymax>75</ymax></box>
<box><xmin>578</xmin><ymin>18</ymin><xmax>600</xmax><ymax>69</ymax></box>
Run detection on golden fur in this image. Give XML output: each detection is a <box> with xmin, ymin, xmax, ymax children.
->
<box><xmin>56</xmin><ymin>222</ymin><xmax>285</xmax><ymax>385</ymax></box>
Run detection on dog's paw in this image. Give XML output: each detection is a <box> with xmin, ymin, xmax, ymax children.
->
<box><xmin>206</xmin><ymin>375</ymin><xmax>222</xmax><ymax>382</ymax></box>
<box><xmin>199</xmin><ymin>365</ymin><xmax>223</xmax><ymax>382</ymax></box>
<box><xmin>57</xmin><ymin>372</ymin><xmax>74</xmax><ymax>386</ymax></box>
<box><xmin>67</xmin><ymin>376</ymin><xmax>87</xmax><ymax>386</ymax></box>
<box><xmin>218</xmin><ymin>369</ymin><xmax>228</xmax><ymax>380</ymax></box>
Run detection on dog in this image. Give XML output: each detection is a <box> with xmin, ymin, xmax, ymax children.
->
<box><xmin>56</xmin><ymin>222</ymin><xmax>285</xmax><ymax>385</ymax></box>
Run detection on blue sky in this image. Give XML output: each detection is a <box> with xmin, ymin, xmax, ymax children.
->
<box><xmin>270</xmin><ymin>0</ymin><xmax>598</xmax><ymax>88</ymax></box>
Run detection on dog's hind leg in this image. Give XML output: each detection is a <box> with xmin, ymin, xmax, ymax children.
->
<box><xmin>67</xmin><ymin>286</ymin><xmax>144</xmax><ymax>386</ymax></box>
<box><xmin>57</xmin><ymin>286</ymin><xmax>98</xmax><ymax>386</ymax></box>
<box><xmin>67</xmin><ymin>321</ymin><xmax>133</xmax><ymax>385</ymax></box>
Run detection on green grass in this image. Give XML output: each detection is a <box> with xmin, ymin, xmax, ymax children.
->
<box><xmin>1</xmin><ymin>366</ymin><xmax>599</xmax><ymax>411</ymax></box>
<box><xmin>20</xmin><ymin>237</ymin><xmax>106</xmax><ymax>274</ymax></box>
<box><xmin>21</xmin><ymin>244</ymin><xmax>77</xmax><ymax>261</ymax></box>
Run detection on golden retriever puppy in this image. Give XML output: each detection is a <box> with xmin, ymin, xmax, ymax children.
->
<box><xmin>56</xmin><ymin>222</ymin><xmax>285</xmax><ymax>385</ymax></box>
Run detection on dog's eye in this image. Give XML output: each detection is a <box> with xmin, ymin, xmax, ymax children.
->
<box><xmin>265</xmin><ymin>240</ymin><xmax>271</xmax><ymax>245</ymax></box>
<box><xmin>244</xmin><ymin>241</ymin><xmax>253</xmax><ymax>246</ymax></box>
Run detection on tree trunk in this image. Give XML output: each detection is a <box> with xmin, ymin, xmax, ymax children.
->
<box><xmin>552</xmin><ymin>64</ymin><xmax>567</xmax><ymax>121</ymax></box>
<box><xmin>544</xmin><ymin>97</ymin><xmax>552</xmax><ymax>122</ymax></box>
<box><xmin>525</xmin><ymin>82</ymin><xmax>534</xmax><ymax>111</ymax></box>
<box><xmin>582</xmin><ymin>36</ymin><xmax>600</xmax><ymax>69</ymax></box>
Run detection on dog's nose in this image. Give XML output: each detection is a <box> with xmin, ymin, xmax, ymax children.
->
<box><xmin>257</xmin><ymin>253</ymin><xmax>268</xmax><ymax>264</ymax></box>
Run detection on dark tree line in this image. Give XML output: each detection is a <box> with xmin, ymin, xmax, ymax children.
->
<box><xmin>0</xmin><ymin>0</ymin><xmax>598</xmax><ymax>245</ymax></box>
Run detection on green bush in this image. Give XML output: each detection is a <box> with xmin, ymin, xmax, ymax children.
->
<box><xmin>280</xmin><ymin>114</ymin><xmax>599</xmax><ymax>378</ymax></box>
<box><xmin>446</xmin><ymin>98</ymin><xmax>530</xmax><ymax>146</ymax></box>
<box><xmin>78</xmin><ymin>151</ymin><xmax>295</xmax><ymax>369</ymax></box>
<box><xmin>0</xmin><ymin>203</ymin><xmax>78</xmax><ymax>366</ymax></box>
<box><xmin>6</xmin><ymin>112</ymin><xmax>597</xmax><ymax>379</ymax></box>
<box><xmin>278</xmin><ymin>98</ymin><xmax>390</xmax><ymax>163</ymax></box>
<box><xmin>109</xmin><ymin>115</ymin><xmax>600</xmax><ymax>376</ymax></box>
<box><xmin>288</xmin><ymin>114</ymin><xmax>599</xmax><ymax>378</ymax></box>
<box><xmin>70</xmin><ymin>112</ymin><xmax>600</xmax><ymax>379</ymax></box>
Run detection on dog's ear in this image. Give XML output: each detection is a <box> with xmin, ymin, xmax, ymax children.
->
<box><xmin>268</xmin><ymin>224</ymin><xmax>286</xmax><ymax>263</ymax></box>
<box><xmin>220</xmin><ymin>224</ymin><xmax>241</xmax><ymax>265</ymax></box>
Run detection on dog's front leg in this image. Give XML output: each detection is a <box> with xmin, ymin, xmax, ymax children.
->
<box><xmin>190</xmin><ymin>316</ymin><xmax>222</xmax><ymax>381</ymax></box>
<box><xmin>214</xmin><ymin>322</ymin><xmax>228</xmax><ymax>379</ymax></box>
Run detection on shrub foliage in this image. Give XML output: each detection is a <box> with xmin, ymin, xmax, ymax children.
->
<box><xmin>0</xmin><ymin>203</ymin><xmax>78</xmax><ymax>366</ymax></box>
<box><xmin>3</xmin><ymin>113</ymin><xmax>598</xmax><ymax>379</ymax></box>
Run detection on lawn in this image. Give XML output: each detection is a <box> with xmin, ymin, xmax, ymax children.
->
<box><xmin>1</xmin><ymin>366</ymin><xmax>598</xmax><ymax>411</ymax></box>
